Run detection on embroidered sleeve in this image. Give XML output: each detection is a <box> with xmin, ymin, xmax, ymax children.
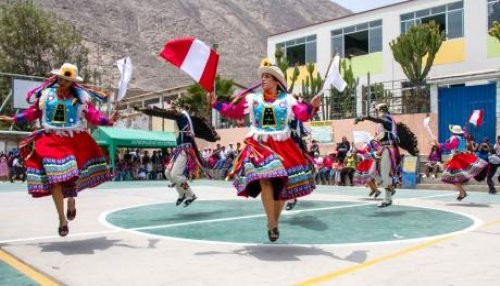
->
<box><xmin>14</xmin><ymin>101</ymin><xmax>42</xmax><ymax>123</ymax></box>
<box><xmin>212</xmin><ymin>96</ymin><xmax>248</xmax><ymax>120</ymax></box>
<box><xmin>290</xmin><ymin>95</ymin><xmax>316</xmax><ymax>122</ymax></box>
<box><xmin>439</xmin><ymin>137</ymin><xmax>459</xmax><ymax>151</ymax></box>
<box><xmin>84</xmin><ymin>102</ymin><xmax>112</xmax><ymax>126</ymax></box>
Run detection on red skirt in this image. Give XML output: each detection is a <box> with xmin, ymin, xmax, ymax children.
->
<box><xmin>229</xmin><ymin>137</ymin><xmax>315</xmax><ymax>200</ymax></box>
<box><xmin>21</xmin><ymin>130</ymin><xmax>111</xmax><ymax>198</ymax></box>
<box><xmin>353</xmin><ymin>158</ymin><xmax>377</xmax><ymax>185</ymax></box>
<box><xmin>441</xmin><ymin>152</ymin><xmax>487</xmax><ymax>184</ymax></box>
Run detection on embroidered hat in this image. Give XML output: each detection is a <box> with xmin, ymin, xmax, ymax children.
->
<box><xmin>51</xmin><ymin>63</ymin><xmax>83</xmax><ymax>83</ymax></box>
<box><xmin>257</xmin><ymin>58</ymin><xmax>287</xmax><ymax>91</ymax></box>
<box><xmin>449</xmin><ymin>125</ymin><xmax>464</xmax><ymax>134</ymax></box>
<box><xmin>375</xmin><ymin>102</ymin><xmax>389</xmax><ymax>112</ymax></box>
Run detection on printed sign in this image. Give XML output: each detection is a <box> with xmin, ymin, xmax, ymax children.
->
<box><xmin>311</xmin><ymin>121</ymin><xmax>333</xmax><ymax>143</ymax></box>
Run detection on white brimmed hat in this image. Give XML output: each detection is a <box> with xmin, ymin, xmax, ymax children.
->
<box><xmin>257</xmin><ymin>59</ymin><xmax>287</xmax><ymax>91</ymax></box>
<box><xmin>375</xmin><ymin>102</ymin><xmax>388</xmax><ymax>111</ymax></box>
<box><xmin>51</xmin><ymin>63</ymin><xmax>83</xmax><ymax>83</ymax></box>
<box><xmin>449</xmin><ymin>125</ymin><xmax>464</xmax><ymax>134</ymax></box>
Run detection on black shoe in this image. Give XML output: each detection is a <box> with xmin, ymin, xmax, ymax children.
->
<box><xmin>285</xmin><ymin>199</ymin><xmax>297</xmax><ymax>211</ymax></box>
<box><xmin>168</xmin><ymin>183</ymin><xmax>176</xmax><ymax>188</ymax></box>
<box><xmin>183</xmin><ymin>195</ymin><xmax>197</xmax><ymax>207</ymax></box>
<box><xmin>374</xmin><ymin>190</ymin><xmax>381</xmax><ymax>199</ymax></box>
<box><xmin>66</xmin><ymin>209</ymin><xmax>76</xmax><ymax>221</ymax></box>
<box><xmin>457</xmin><ymin>192</ymin><xmax>468</xmax><ymax>201</ymax></box>
<box><xmin>175</xmin><ymin>194</ymin><xmax>186</xmax><ymax>206</ymax></box>
<box><xmin>489</xmin><ymin>189</ymin><xmax>497</xmax><ymax>195</ymax></box>
<box><xmin>267</xmin><ymin>227</ymin><xmax>279</xmax><ymax>242</ymax></box>
<box><xmin>378</xmin><ymin>201</ymin><xmax>392</xmax><ymax>208</ymax></box>
<box><xmin>386</xmin><ymin>187</ymin><xmax>396</xmax><ymax>196</ymax></box>
<box><xmin>58</xmin><ymin>224</ymin><xmax>69</xmax><ymax>237</ymax></box>
<box><xmin>368</xmin><ymin>189</ymin><xmax>376</xmax><ymax>197</ymax></box>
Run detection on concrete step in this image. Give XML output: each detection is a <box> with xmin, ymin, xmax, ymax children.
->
<box><xmin>416</xmin><ymin>176</ymin><xmax>493</xmax><ymax>192</ymax></box>
<box><xmin>416</xmin><ymin>183</ymin><xmax>490</xmax><ymax>192</ymax></box>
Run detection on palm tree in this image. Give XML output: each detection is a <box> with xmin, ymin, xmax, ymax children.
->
<box><xmin>177</xmin><ymin>76</ymin><xmax>235</xmax><ymax>122</ymax></box>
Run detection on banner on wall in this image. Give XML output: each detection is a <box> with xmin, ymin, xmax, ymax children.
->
<box><xmin>310</xmin><ymin>121</ymin><xmax>333</xmax><ymax>143</ymax></box>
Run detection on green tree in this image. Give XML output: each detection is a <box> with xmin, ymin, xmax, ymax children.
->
<box><xmin>489</xmin><ymin>21</ymin><xmax>500</xmax><ymax>42</ymax></box>
<box><xmin>389</xmin><ymin>21</ymin><xmax>444</xmax><ymax>86</ymax></box>
<box><xmin>275</xmin><ymin>47</ymin><xmax>299</xmax><ymax>93</ymax></box>
<box><xmin>300</xmin><ymin>63</ymin><xmax>323</xmax><ymax>101</ymax></box>
<box><xmin>178</xmin><ymin>76</ymin><xmax>235</xmax><ymax>122</ymax></box>
<box><xmin>0</xmin><ymin>0</ymin><xmax>89</xmax><ymax>76</ymax></box>
<box><xmin>0</xmin><ymin>0</ymin><xmax>91</xmax><ymax>130</ymax></box>
<box><xmin>327</xmin><ymin>59</ymin><xmax>358</xmax><ymax>119</ymax></box>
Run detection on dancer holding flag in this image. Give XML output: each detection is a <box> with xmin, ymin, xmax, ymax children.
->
<box><xmin>138</xmin><ymin>38</ymin><xmax>220</xmax><ymax>207</ymax></box>
<box><xmin>437</xmin><ymin>125</ymin><xmax>488</xmax><ymax>200</ymax></box>
<box><xmin>0</xmin><ymin>63</ymin><xmax>119</xmax><ymax>237</ymax></box>
<box><xmin>209</xmin><ymin>59</ymin><xmax>320</xmax><ymax>242</ymax></box>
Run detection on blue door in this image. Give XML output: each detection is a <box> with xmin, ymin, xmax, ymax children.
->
<box><xmin>438</xmin><ymin>83</ymin><xmax>496</xmax><ymax>145</ymax></box>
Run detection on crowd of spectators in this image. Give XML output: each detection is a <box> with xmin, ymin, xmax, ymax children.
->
<box><xmin>0</xmin><ymin>149</ymin><xmax>26</xmax><ymax>183</ymax></box>
<box><xmin>114</xmin><ymin>149</ymin><xmax>170</xmax><ymax>181</ymax></box>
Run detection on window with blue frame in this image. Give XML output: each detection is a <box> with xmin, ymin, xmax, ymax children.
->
<box><xmin>489</xmin><ymin>0</ymin><xmax>500</xmax><ymax>29</ymax></box>
<box><xmin>400</xmin><ymin>1</ymin><xmax>464</xmax><ymax>39</ymax></box>
<box><xmin>330</xmin><ymin>20</ymin><xmax>382</xmax><ymax>58</ymax></box>
<box><xmin>276</xmin><ymin>35</ymin><xmax>316</xmax><ymax>66</ymax></box>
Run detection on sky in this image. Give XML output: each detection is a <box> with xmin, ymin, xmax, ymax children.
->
<box><xmin>332</xmin><ymin>0</ymin><xmax>408</xmax><ymax>13</ymax></box>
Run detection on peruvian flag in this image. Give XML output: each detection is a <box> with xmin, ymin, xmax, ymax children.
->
<box><xmin>160</xmin><ymin>37</ymin><xmax>219</xmax><ymax>92</ymax></box>
<box><xmin>468</xmin><ymin>109</ymin><xmax>484</xmax><ymax>127</ymax></box>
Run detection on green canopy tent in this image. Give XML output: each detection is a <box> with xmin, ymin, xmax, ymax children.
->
<box><xmin>92</xmin><ymin>127</ymin><xmax>177</xmax><ymax>171</ymax></box>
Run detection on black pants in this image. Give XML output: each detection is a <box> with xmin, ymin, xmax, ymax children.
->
<box><xmin>341</xmin><ymin>167</ymin><xmax>354</xmax><ymax>186</ymax></box>
<box><xmin>487</xmin><ymin>163</ymin><xmax>499</xmax><ymax>191</ymax></box>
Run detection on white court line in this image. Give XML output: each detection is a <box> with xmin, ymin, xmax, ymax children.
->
<box><xmin>130</xmin><ymin>202</ymin><xmax>372</xmax><ymax>231</ymax></box>
<box><xmin>0</xmin><ymin>202</ymin><xmax>371</xmax><ymax>244</ymax></box>
<box><xmin>0</xmin><ymin>193</ymin><xmax>467</xmax><ymax>245</ymax></box>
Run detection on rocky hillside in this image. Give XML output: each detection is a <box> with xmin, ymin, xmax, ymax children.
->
<box><xmin>29</xmin><ymin>0</ymin><xmax>351</xmax><ymax>91</ymax></box>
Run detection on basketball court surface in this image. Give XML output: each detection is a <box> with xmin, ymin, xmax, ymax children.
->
<box><xmin>1</xmin><ymin>180</ymin><xmax>500</xmax><ymax>285</ymax></box>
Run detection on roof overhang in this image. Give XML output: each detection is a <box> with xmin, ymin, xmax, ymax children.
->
<box><xmin>427</xmin><ymin>69</ymin><xmax>500</xmax><ymax>85</ymax></box>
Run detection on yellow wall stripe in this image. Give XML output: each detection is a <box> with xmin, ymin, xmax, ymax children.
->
<box><xmin>432</xmin><ymin>38</ymin><xmax>465</xmax><ymax>65</ymax></box>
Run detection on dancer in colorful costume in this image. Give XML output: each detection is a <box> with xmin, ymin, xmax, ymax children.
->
<box><xmin>437</xmin><ymin>125</ymin><xmax>488</xmax><ymax>200</ymax></box>
<box><xmin>355</xmin><ymin>103</ymin><xmax>419</xmax><ymax>207</ymax></box>
<box><xmin>209</xmin><ymin>59</ymin><xmax>320</xmax><ymax>242</ymax></box>
<box><xmin>138</xmin><ymin>102</ymin><xmax>220</xmax><ymax>207</ymax></box>
<box><xmin>0</xmin><ymin>63</ymin><xmax>118</xmax><ymax>236</ymax></box>
<box><xmin>353</xmin><ymin>139</ymin><xmax>381</xmax><ymax>199</ymax></box>
<box><xmin>285</xmin><ymin>108</ymin><xmax>311</xmax><ymax>211</ymax></box>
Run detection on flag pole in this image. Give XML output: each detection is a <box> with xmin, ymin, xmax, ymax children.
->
<box><xmin>317</xmin><ymin>51</ymin><xmax>338</xmax><ymax>97</ymax></box>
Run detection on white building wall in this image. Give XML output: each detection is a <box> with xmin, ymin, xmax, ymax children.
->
<box><xmin>268</xmin><ymin>0</ymin><xmax>500</xmax><ymax>87</ymax></box>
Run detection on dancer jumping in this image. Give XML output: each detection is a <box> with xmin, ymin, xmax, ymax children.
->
<box><xmin>209</xmin><ymin>59</ymin><xmax>319</xmax><ymax>242</ymax></box>
<box><xmin>0</xmin><ymin>63</ymin><xmax>118</xmax><ymax>236</ymax></box>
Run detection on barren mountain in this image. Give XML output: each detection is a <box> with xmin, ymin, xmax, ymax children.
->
<box><xmin>30</xmin><ymin>0</ymin><xmax>351</xmax><ymax>91</ymax></box>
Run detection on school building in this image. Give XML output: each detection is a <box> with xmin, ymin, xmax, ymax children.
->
<box><xmin>262</xmin><ymin>0</ymin><xmax>500</xmax><ymax>153</ymax></box>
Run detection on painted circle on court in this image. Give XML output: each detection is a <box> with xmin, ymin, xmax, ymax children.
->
<box><xmin>105</xmin><ymin>200</ymin><xmax>476</xmax><ymax>244</ymax></box>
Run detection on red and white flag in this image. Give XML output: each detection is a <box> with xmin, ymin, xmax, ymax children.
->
<box><xmin>160</xmin><ymin>37</ymin><xmax>219</xmax><ymax>92</ymax></box>
<box><xmin>468</xmin><ymin>109</ymin><xmax>484</xmax><ymax>127</ymax></box>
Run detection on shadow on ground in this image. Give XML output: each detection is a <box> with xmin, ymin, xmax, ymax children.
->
<box><xmin>195</xmin><ymin>245</ymin><xmax>368</xmax><ymax>263</ymax></box>
<box><xmin>34</xmin><ymin>236</ymin><xmax>159</xmax><ymax>255</ymax></box>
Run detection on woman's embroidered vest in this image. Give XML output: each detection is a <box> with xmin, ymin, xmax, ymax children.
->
<box><xmin>252</xmin><ymin>92</ymin><xmax>289</xmax><ymax>132</ymax></box>
<box><xmin>40</xmin><ymin>87</ymin><xmax>82</xmax><ymax>130</ymax></box>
